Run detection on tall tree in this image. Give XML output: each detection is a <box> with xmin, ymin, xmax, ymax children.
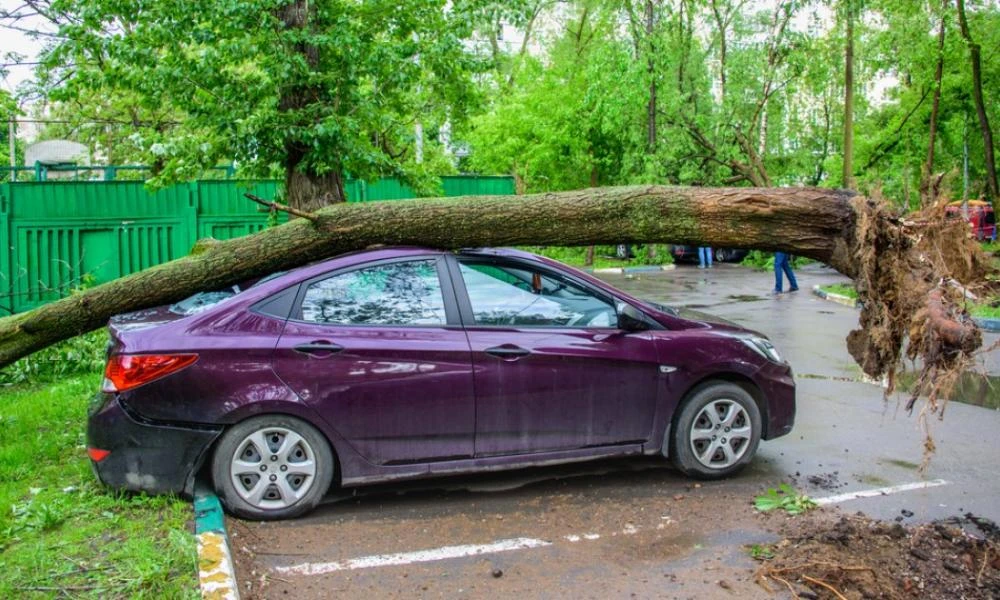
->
<box><xmin>921</xmin><ymin>0</ymin><xmax>949</xmax><ymax>206</ymax></box>
<box><xmin>842</xmin><ymin>0</ymin><xmax>856</xmax><ymax>189</ymax></box>
<box><xmin>955</xmin><ymin>0</ymin><xmax>998</xmax><ymax>204</ymax></box>
<box><xmin>30</xmin><ymin>0</ymin><xmax>482</xmax><ymax>209</ymax></box>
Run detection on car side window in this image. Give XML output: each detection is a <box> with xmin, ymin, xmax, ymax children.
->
<box><xmin>300</xmin><ymin>260</ymin><xmax>446</xmax><ymax>326</ymax></box>
<box><xmin>458</xmin><ymin>261</ymin><xmax>616</xmax><ymax>327</ymax></box>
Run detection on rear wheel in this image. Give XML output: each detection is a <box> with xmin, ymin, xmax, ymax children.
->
<box><xmin>714</xmin><ymin>248</ymin><xmax>731</xmax><ymax>262</ymax></box>
<box><xmin>670</xmin><ymin>382</ymin><xmax>762</xmax><ymax>479</ymax></box>
<box><xmin>212</xmin><ymin>415</ymin><xmax>334</xmax><ymax>520</ymax></box>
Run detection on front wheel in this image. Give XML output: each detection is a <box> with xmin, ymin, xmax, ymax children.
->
<box><xmin>212</xmin><ymin>415</ymin><xmax>334</xmax><ymax>520</ymax></box>
<box><xmin>670</xmin><ymin>382</ymin><xmax>762</xmax><ymax>479</ymax></box>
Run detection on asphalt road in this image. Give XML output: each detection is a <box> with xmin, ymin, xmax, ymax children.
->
<box><xmin>227</xmin><ymin>262</ymin><xmax>1000</xmax><ymax>599</ymax></box>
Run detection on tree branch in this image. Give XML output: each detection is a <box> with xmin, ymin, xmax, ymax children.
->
<box><xmin>245</xmin><ymin>193</ymin><xmax>320</xmax><ymax>223</ymax></box>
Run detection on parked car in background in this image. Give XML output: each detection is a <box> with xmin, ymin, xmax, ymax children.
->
<box><xmin>946</xmin><ymin>200</ymin><xmax>996</xmax><ymax>241</ymax></box>
<box><xmin>88</xmin><ymin>247</ymin><xmax>795</xmax><ymax>520</ymax></box>
<box><xmin>670</xmin><ymin>245</ymin><xmax>749</xmax><ymax>263</ymax></box>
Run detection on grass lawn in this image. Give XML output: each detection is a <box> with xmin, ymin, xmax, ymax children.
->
<box><xmin>0</xmin><ymin>374</ymin><xmax>198</xmax><ymax>599</ymax></box>
<box><xmin>818</xmin><ymin>283</ymin><xmax>859</xmax><ymax>299</ymax></box>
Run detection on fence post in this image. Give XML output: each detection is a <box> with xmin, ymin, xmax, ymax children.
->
<box><xmin>187</xmin><ymin>181</ymin><xmax>200</xmax><ymax>249</ymax></box>
<box><xmin>0</xmin><ymin>184</ymin><xmax>11</xmax><ymax>315</ymax></box>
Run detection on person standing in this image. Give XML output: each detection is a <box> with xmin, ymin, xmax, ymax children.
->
<box><xmin>773</xmin><ymin>252</ymin><xmax>799</xmax><ymax>293</ymax></box>
<box><xmin>698</xmin><ymin>247</ymin><xmax>713</xmax><ymax>269</ymax></box>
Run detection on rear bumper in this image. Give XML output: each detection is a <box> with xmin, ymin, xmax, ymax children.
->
<box><xmin>87</xmin><ymin>393</ymin><xmax>221</xmax><ymax>497</ymax></box>
<box><xmin>756</xmin><ymin>362</ymin><xmax>796</xmax><ymax>440</ymax></box>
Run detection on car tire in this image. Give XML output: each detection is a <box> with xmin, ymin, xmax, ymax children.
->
<box><xmin>714</xmin><ymin>249</ymin><xmax>730</xmax><ymax>262</ymax></box>
<box><xmin>212</xmin><ymin>415</ymin><xmax>334</xmax><ymax>520</ymax></box>
<box><xmin>670</xmin><ymin>382</ymin><xmax>762</xmax><ymax>479</ymax></box>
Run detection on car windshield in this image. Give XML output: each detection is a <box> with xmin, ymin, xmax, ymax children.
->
<box><xmin>168</xmin><ymin>270</ymin><xmax>287</xmax><ymax>316</ymax></box>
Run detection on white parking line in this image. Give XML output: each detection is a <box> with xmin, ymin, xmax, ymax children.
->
<box><xmin>813</xmin><ymin>479</ymin><xmax>949</xmax><ymax>505</ymax></box>
<box><xmin>274</xmin><ymin>537</ymin><xmax>551</xmax><ymax>576</ymax></box>
<box><xmin>271</xmin><ymin>481</ymin><xmax>948</xmax><ymax>579</ymax></box>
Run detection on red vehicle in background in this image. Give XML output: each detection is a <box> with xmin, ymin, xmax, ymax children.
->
<box><xmin>946</xmin><ymin>200</ymin><xmax>996</xmax><ymax>241</ymax></box>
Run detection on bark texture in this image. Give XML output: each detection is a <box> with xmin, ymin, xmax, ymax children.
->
<box><xmin>0</xmin><ymin>186</ymin><xmax>988</xmax><ymax>404</ymax></box>
<box><xmin>0</xmin><ymin>186</ymin><xmax>857</xmax><ymax>368</ymax></box>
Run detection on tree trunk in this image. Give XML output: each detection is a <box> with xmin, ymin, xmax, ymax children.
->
<box><xmin>285</xmin><ymin>167</ymin><xmax>346</xmax><ymax>212</ymax></box>
<box><xmin>0</xmin><ymin>186</ymin><xmax>858</xmax><ymax>368</ymax></box>
<box><xmin>277</xmin><ymin>0</ymin><xmax>348</xmax><ymax>210</ymax></box>
<box><xmin>921</xmin><ymin>2</ymin><xmax>947</xmax><ymax>207</ymax></box>
<box><xmin>0</xmin><ymin>186</ymin><xmax>986</xmax><ymax>407</ymax></box>
<box><xmin>645</xmin><ymin>0</ymin><xmax>657</xmax><ymax>153</ymax></box>
<box><xmin>842</xmin><ymin>0</ymin><xmax>855</xmax><ymax>190</ymax></box>
<box><xmin>956</xmin><ymin>0</ymin><xmax>999</xmax><ymax>204</ymax></box>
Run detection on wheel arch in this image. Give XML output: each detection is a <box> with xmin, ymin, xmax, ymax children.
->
<box><xmin>662</xmin><ymin>371</ymin><xmax>768</xmax><ymax>457</ymax></box>
<box><xmin>196</xmin><ymin>409</ymin><xmax>345</xmax><ymax>491</ymax></box>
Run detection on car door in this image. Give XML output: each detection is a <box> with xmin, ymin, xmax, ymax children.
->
<box><xmin>271</xmin><ymin>256</ymin><xmax>476</xmax><ymax>465</ymax></box>
<box><xmin>449</xmin><ymin>256</ymin><xmax>662</xmax><ymax>457</ymax></box>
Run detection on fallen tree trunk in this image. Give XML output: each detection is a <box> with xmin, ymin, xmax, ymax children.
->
<box><xmin>0</xmin><ymin>186</ymin><xmax>988</xmax><ymax>408</ymax></box>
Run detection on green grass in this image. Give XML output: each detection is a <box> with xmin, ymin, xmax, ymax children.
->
<box><xmin>970</xmin><ymin>300</ymin><xmax>1000</xmax><ymax>319</ymax></box>
<box><xmin>980</xmin><ymin>240</ymin><xmax>1000</xmax><ymax>254</ymax></box>
<box><xmin>819</xmin><ymin>283</ymin><xmax>859</xmax><ymax>299</ymax></box>
<box><xmin>0</xmin><ymin>375</ymin><xmax>197</xmax><ymax>599</ymax></box>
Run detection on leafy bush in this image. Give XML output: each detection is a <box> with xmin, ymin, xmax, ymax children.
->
<box><xmin>741</xmin><ymin>251</ymin><xmax>815</xmax><ymax>271</ymax></box>
<box><xmin>741</xmin><ymin>250</ymin><xmax>774</xmax><ymax>271</ymax></box>
<box><xmin>524</xmin><ymin>245</ymin><xmax>674</xmax><ymax>267</ymax></box>
<box><xmin>0</xmin><ymin>330</ymin><xmax>107</xmax><ymax>386</ymax></box>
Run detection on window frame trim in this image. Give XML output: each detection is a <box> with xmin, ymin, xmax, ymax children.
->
<box><xmin>286</xmin><ymin>254</ymin><xmax>462</xmax><ymax>328</ymax></box>
<box><xmin>446</xmin><ymin>254</ymin><xmax>624</xmax><ymax>330</ymax></box>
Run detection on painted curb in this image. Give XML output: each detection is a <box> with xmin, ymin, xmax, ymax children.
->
<box><xmin>811</xmin><ymin>285</ymin><xmax>862</xmax><ymax>308</ymax></box>
<box><xmin>589</xmin><ymin>264</ymin><xmax>677</xmax><ymax>274</ymax></box>
<box><xmin>974</xmin><ymin>317</ymin><xmax>1000</xmax><ymax>332</ymax></box>
<box><xmin>194</xmin><ymin>484</ymin><xmax>240</xmax><ymax>600</ymax></box>
<box><xmin>811</xmin><ymin>285</ymin><xmax>1000</xmax><ymax>332</ymax></box>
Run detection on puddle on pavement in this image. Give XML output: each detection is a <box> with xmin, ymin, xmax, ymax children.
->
<box><xmin>895</xmin><ymin>371</ymin><xmax>1000</xmax><ymax>410</ymax></box>
<box><xmin>798</xmin><ymin>370</ymin><xmax>1000</xmax><ymax>410</ymax></box>
<box><xmin>726</xmin><ymin>294</ymin><xmax>763</xmax><ymax>302</ymax></box>
<box><xmin>621</xmin><ymin>530</ymin><xmax>706</xmax><ymax>561</ymax></box>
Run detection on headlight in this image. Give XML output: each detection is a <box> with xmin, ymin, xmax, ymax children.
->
<box><xmin>739</xmin><ymin>335</ymin><xmax>783</xmax><ymax>363</ymax></box>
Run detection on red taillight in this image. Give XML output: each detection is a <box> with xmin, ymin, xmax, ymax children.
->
<box><xmin>102</xmin><ymin>353</ymin><xmax>198</xmax><ymax>393</ymax></box>
<box><xmin>88</xmin><ymin>447</ymin><xmax>110</xmax><ymax>462</ymax></box>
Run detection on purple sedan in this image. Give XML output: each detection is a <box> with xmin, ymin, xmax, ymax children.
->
<box><xmin>88</xmin><ymin>247</ymin><xmax>795</xmax><ymax>520</ymax></box>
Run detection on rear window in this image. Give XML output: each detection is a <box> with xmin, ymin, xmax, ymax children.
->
<box><xmin>168</xmin><ymin>271</ymin><xmax>287</xmax><ymax>316</ymax></box>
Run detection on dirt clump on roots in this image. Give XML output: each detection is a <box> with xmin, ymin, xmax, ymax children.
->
<box><xmin>844</xmin><ymin>198</ymin><xmax>996</xmax><ymax>461</ymax></box>
<box><xmin>757</xmin><ymin>511</ymin><xmax>1000</xmax><ymax>599</ymax></box>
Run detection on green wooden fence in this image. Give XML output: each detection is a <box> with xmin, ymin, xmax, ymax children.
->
<box><xmin>0</xmin><ymin>176</ymin><xmax>514</xmax><ymax>314</ymax></box>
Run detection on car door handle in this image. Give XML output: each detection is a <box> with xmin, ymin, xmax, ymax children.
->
<box><xmin>485</xmin><ymin>345</ymin><xmax>531</xmax><ymax>359</ymax></box>
<box><xmin>294</xmin><ymin>341</ymin><xmax>344</xmax><ymax>356</ymax></box>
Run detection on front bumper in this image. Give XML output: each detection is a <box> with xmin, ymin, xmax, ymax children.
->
<box><xmin>87</xmin><ymin>393</ymin><xmax>222</xmax><ymax>497</ymax></box>
<box><xmin>756</xmin><ymin>361</ymin><xmax>796</xmax><ymax>440</ymax></box>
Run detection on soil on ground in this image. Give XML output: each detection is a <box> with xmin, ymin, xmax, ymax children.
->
<box><xmin>756</xmin><ymin>511</ymin><xmax>1000</xmax><ymax>599</ymax></box>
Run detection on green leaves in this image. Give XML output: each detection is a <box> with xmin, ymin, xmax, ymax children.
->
<box><xmin>754</xmin><ymin>483</ymin><xmax>818</xmax><ymax>516</ymax></box>
<box><xmin>35</xmin><ymin>0</ymin><xmax>485</xmax><ymax>197</ymax></box>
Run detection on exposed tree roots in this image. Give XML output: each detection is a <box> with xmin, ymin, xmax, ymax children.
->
<box><xmin>845</xmin><ymin>196</ymin><xmax>996</xmax><ymax>464</ymax></box>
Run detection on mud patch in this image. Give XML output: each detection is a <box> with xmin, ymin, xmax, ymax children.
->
<box><xmin>882</xmin><ymin>458</ymin><xmax>920</xmax><ymax>471</ymax></box>
<box><xmin>757</xmin><ymin>512</ymin><xmax>1000</xmax><ymax>599</ymax></box>
<box><xmin>727</xmin><ymin>294</ymin><xmax>763</xmax><ymax>302</ymax></box>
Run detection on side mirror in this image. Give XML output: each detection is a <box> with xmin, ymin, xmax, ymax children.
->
<box><xmin>616</xmin><ymin>302</ymin><xmax>649</xmax><ymax>332</ymax></box>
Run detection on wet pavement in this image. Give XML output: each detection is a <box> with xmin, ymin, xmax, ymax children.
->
<box><xmin>227</xmin><ymin>262</ymin><xmax>1000</xmax><ymax>599</ymax></box>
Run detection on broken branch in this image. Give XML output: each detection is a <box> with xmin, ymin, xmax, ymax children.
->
<box><xmin>245</xmin><ymin>193</ymin><xmax>321</xmax><ymax>223</ymax></box>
